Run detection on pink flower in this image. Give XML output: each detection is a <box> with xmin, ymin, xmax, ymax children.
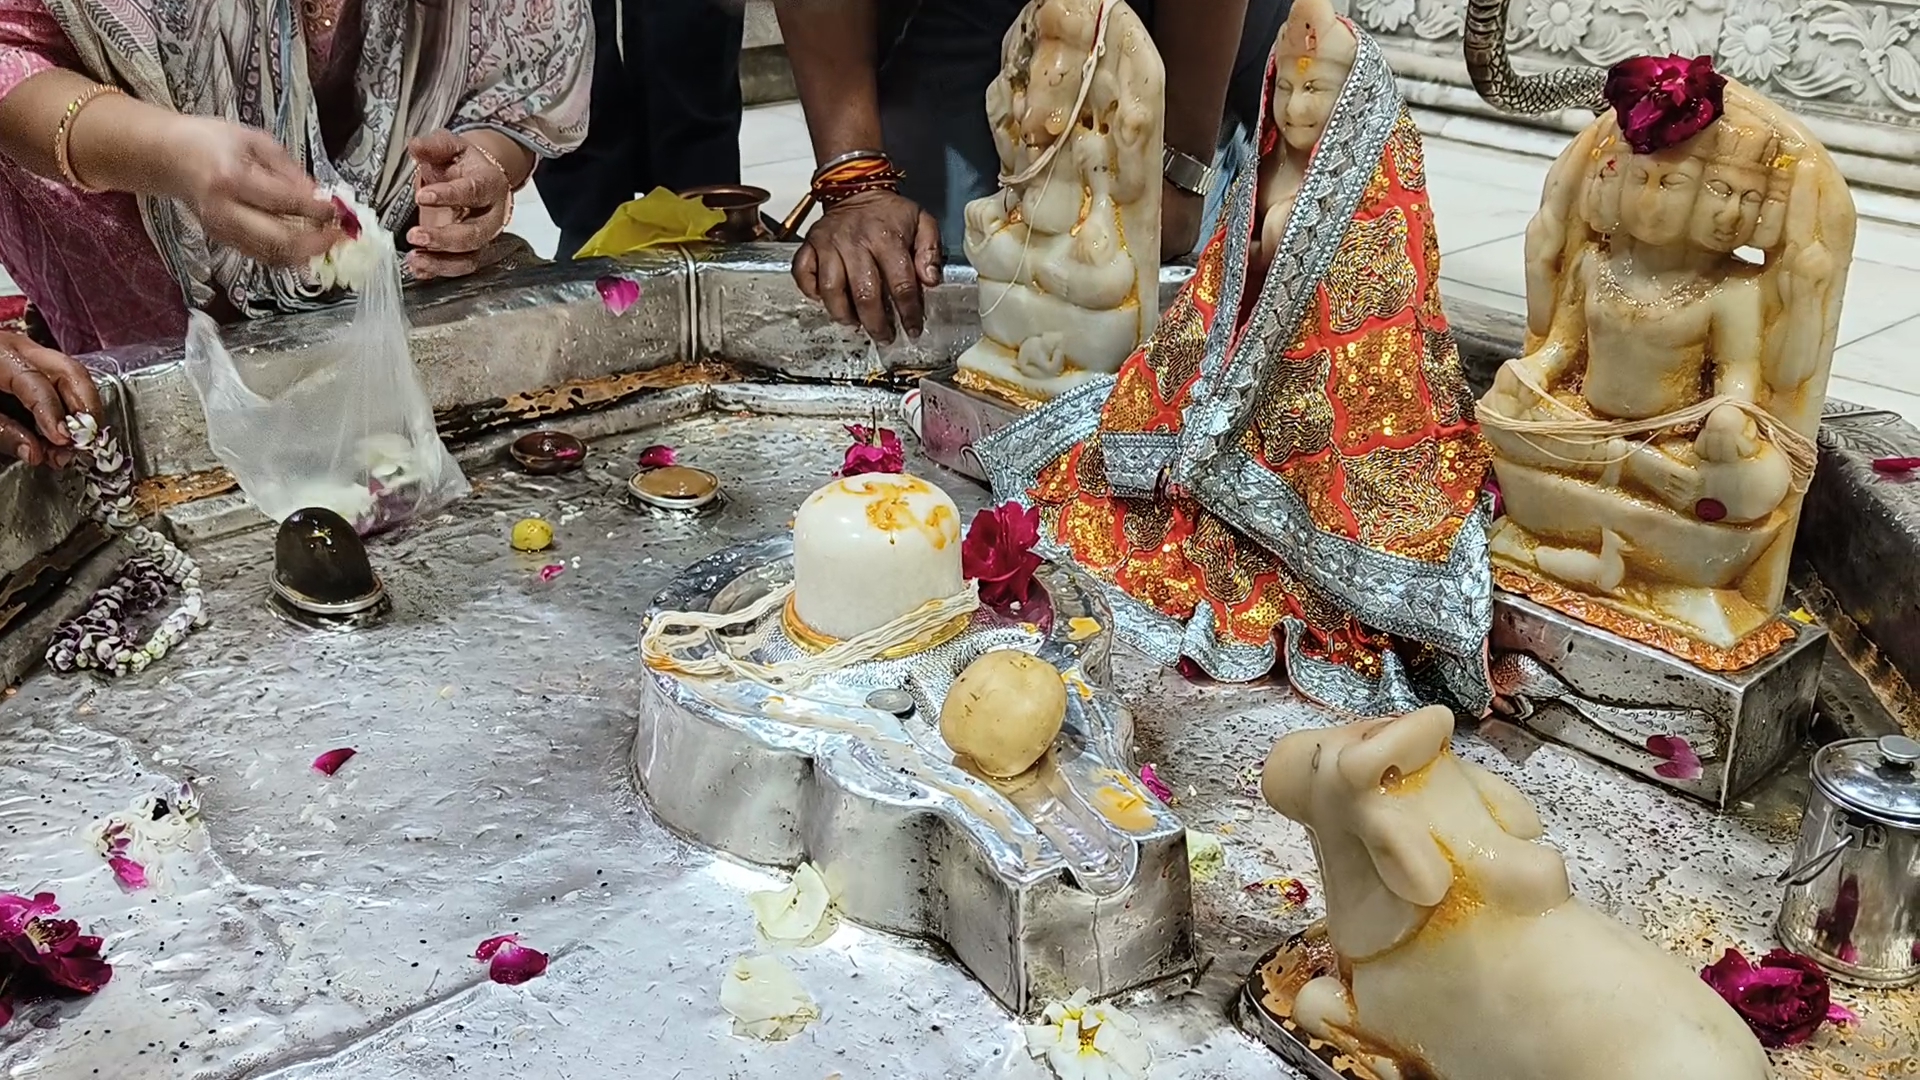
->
<box><xmin>961</xmin><ymin>502</ymin><xmax>1044</xmax><ymax>611</ymax></box>
<box><xmin>1483</xmin><ymin>475</ymin><xmax>1504</xmax><ymax>518</ymax></box>
<box><xmin>312</xmin><ymin>748</ymin><xmax>357</xmax><ymax>776</ymax></box>
<box><xmin>638</xmin><ymin>444</ymin><xmax>677</xmax><ymax>469</ymax></box>
<box><xmin>539</xmin><ymin>564</ymin><xmax>566</xmax><ymax>582</ymax></box>
<box><xmin>1646</xmin><ymin>735</ymin><xmax>1703</xmax><ymax>780</ymax></box>
<box><xmin>596</xmin><ymin>276</ymin><xmax>641</xmax><ymax>316</ymax></box>
<box><xmin>474</xmin><ymin>933</ymin><xmax>549</xmax><ymax>985</ymax></box>
<box><xmin>838</xmin><ymin>424</ymin><xmax>906</xmax><ymax>478</ymax></box>
<box><xmin>1701</xmin><ymin>947</ymin><xmax>1838</xmax><ymax>1048</ymax></box>
<box><xmin>1604</xmin><ymin>54</ymin><xmax>1727</xmax><ymax>154</ymax></box>
<box><xmin>1</xmin><ymin>893</ymin><xmax>113</xmax><ymax>1026</ymax></box>
<box><xmin>1139</xmin><ymin>764</ymin><xmax>1174</xmax><ymax>804</ymax></box>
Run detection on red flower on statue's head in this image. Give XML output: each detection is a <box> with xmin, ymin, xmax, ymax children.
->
<box><xmin>1700</xmin><ymin>947</ymin><xmax>1846</xmax><ymax>1048</ymax></box>
<box><xmin>962</xmin><ymin>502</ymin><xmax>1044</xmax><ymax>611</ymax></box>
<box><xmin>839</xmin><ymin>424</ymin><xmax>906</xmax><ymax>478</ymax></box>
<box><xmin>1604</xmin><ymin>54</ymin><xmax>1727</xmax><ymax>155</ymax></box>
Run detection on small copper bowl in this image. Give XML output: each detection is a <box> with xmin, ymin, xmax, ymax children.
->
<box><xmin>679</xmin><ymin>184</ymin><xmax>774</xmax><ymax>244</ymax></box>
<box><xmin>628</xmin><ymin>465</ymin><xmax>722</xmax><ymax>512</ymax></box>
<box><xmin>510</xmin><ymin>430</ymin><xmax>587</xmax><ymax>475</ymax></box>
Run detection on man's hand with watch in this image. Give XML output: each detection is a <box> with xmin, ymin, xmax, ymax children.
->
<box><xmin>1161</xmin><ymin>144</ymin><xmax>1220</xmax><ymax>261</ymax></box>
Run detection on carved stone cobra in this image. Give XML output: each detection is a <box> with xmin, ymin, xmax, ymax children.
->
<box><xmin>1462</xmin><ymin>0</ymin><xmax>1606</xmax><ymax>114</ymax></box>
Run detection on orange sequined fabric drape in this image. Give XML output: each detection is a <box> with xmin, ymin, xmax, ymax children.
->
<box><xmin>981</xmin><ymin>31</ymin><xmax>1492</xmax><ymax>716</ymax></box>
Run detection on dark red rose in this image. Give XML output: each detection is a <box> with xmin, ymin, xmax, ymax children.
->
<box><xmin>1604</xmin><ymin>54</ymin><xmax>1727</xmax><ymax>155</ymax></box>
<box><xmin>1</xmin><ymin>894</ymin><xmax>114</xmax><ymax>1027</ymax></box>
<box><xmin>961</xmin><ymin>502</ymin><xmax>1044</xmax><ymax>611</ymax></box>
<box><xmin>838</xmin><ymin>424</ymin><xmax>906</xmax><ymax>478</ymax></box>
<box><xmin>1700</xmin><ymin>947</ymin><xmax>1834</xmax><ymax>1048</ymax></box>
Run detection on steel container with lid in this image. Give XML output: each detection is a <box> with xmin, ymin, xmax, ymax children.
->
<box><xmin>1776</xmin><ymin>734</ymin><xmax>1920</xmax><ymax>987</ymax></box>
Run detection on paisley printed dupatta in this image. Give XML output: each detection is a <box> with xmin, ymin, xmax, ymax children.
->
<box><xmin>977</xmin><ymin>25</ymin><xmax>1493</xmax><ymax>717</ymax></box>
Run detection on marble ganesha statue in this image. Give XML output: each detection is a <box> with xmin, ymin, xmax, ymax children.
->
<box><xmin>955</xmin><ymin>0</ymin><xmax>1164</xmax><ymax>406</ymax></box>
<box><xmin>1261</xmin><ymin>706</ymin><xmax>1772</xmax><ymax>1080</ymax></box>
<box><xmin>1464</xmin><ymin>0</ymin><xmax>1857</xmax><ymax>660</ymax></box>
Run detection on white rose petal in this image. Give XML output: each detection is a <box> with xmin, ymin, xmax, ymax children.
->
<box><xmin>310</xmin><ymin>185</ymin><xmax>396</xmax><ymax>294</ymax></box>
<box><xmin>1025</xmin><ymin>988</ymin><xmax>1151</xmax><ymax>1080</ymax></box>
<box><xmin>719</xmin><ymin>954</ymin><xmax>820</xmax><ymax>1041</ymax></box>
<box><xmin>748</xmin><ymin>862</ymin><xmax>834</xmax><ymax>945</ymax></box>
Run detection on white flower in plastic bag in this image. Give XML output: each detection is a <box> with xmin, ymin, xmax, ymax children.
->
<box><xmin>719</xmin><ymin>954</ymin><xmax>820</xmax><ymax>1041</ymax></box>
<box><xmin>1024</xmin><ymin>989</ymin><xmax>1152</xmax><ymax>1080</ymax></box>
<box><xmin>311</xmin><ymin>185</ymin><xmax>394</xmax><ymax>293</ymax></box>
<box><xmin>749</xmin><ymin>862</ymin><xmax>835</xmax><ymax>946</ymax></box>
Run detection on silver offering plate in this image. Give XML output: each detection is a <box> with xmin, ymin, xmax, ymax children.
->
<box><xmin>632</xmin><ymin>535</ymin><xmax>1197</xmax><ymax>1014</ymax></box>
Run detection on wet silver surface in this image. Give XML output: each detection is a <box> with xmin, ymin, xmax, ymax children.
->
<box><xmin>1</xmin><ymin>409</ymin><xmax>1914</xmax><ymax>1079</ymax></box>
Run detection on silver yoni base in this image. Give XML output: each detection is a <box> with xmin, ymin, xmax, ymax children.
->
<box><xmin>1492</xmin><ymin>590</ymin><xmax>1826</xmax><ymax>807</ymax></box>
<box><xmin>632</xmin><ymin>534</ymin><xmax>1196</xmax><ymax>1014</ymax></box>
<box><xmin>917</xmin><ymin>367</ymin><xmax>1029</xmax><ymax>482</ymax></box>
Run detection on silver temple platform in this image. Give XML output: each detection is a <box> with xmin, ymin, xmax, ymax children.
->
<box><xmin>0</xmin><ymin>243</ymin><xmax>1914</xmax><ymax>1078</ymax></box>
<box><xmin>635</xmin><ymin>539</ymin><xmax>1194</xmax><ymax>1013</ymax></box>
<box><xmin>2</xmin><ymin>408</ymin><xmax>1914</xmax><ymax>1080</ymax></box>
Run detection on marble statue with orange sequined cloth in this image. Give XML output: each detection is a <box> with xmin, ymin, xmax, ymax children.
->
<box><xmin>976</xmin><ymin>0</ymin><xmax>1493</xmax><ymax>716</ymax></box>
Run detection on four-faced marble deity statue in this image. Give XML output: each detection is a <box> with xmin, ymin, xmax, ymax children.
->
<box><xmin>955</xmin><ymin>0</ymin><xmax>1165</xmax><ymax>406</ymax></box>
<box><xmin>1463</xmin><ymin>1</ymin><xmax>1857</xmax><ymax>662</ymax></box>
<box><xmin>1261</xmin><ymin>706</ymin><xmax>1772</xmax><ymax>1080</ymax></box>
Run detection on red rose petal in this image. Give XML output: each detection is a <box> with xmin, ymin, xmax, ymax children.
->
<box><xmin>962</xmin><ymin>502</ymin><xmax>1043</xmax><ymax>615</ymax></box>
<box><xmin>1695</xmin><ymin>498</ymin><xmax>1727</xmax><ymax>523</ymax></box>
<box><xmin>330</xmin><ymin>195</ymin><xmax>362</xmax><ymax>240</ymax></box>
<box><xmin>638</xmin><ymin>444</ymin><xmax>677</xmax><ymax>469</ymax></box>
<box><xmin>1605</xmin><ymin>54</ymin><xmax>1727</xmax><ymax>154</ymax></box>
<box><xmin>108</xmin><ymin>855</ymin><xmax>148</xmax><ymax>891</ymax></box>
<box><xmin>539</xmin><ymin>564</ymin><xmax>566</xmax><ymax>582</ymax></box>
<box><xmin>1871</xmin><ymin>456</ymin><xmax>1920</xmax><ymax>476</ymax></box>
<box><xmin>1646</xmin><ymin>734</ymin><xmax>1704</xmax><ymax>780</ymax></box>
<box><xmin>1702</xmin><ymin>947</ymin><xmax>1837</xmax><ymax>1048</ymax></box>
<box><xmin>1483</xmin><ymin>476</ymin><xmax>1504</xmax><ymax>518</ymax></box>
<box><xmin>1139</xmin><ymin>764</ymin><xmax>1174</xmax><ymax>804</ymax></box>
<box><xmin>474</xmin><ymin>933</ymin><xmax>549</xmax><ymax>985</ymax></box>
<box><xmin>596</xmin><ymin>276</ymin><xmax>641</xmax><ymax>316</ymax></box>
<box><xmin>1826</xmin><ymin>1002</ymin><xmax>1858</xmax><ymax>1027</ymax></box>
<box><xmin>1176</xmin><ymin>656</ymin><xmax>1211</xmax><ymax>683</ymax></box>
<box><xmin>0</xmin><ymin>892</ymin><xmax>59</xmax><ymax>937</ymax></box>
<box><xmin>838</xmin><ymin>425</ymin><xmax>906</xmax><ymax>477</ymax></box>
<box><xmin>312</xmin><ymin>748</ymin><xmax>357</xmax><ymax>776</ymax></box>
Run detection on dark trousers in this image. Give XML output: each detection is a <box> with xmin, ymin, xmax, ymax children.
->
<box><xmin>536</xmin><ymin>0</ymin><xmax>746</xmax><ymax>259</ymax></box>
<box><xmin>877</xmin><ymin>0</ymin><xmax>1291</xmax><ymax>255</ymax></box>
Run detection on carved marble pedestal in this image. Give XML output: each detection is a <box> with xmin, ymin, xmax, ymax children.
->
<box><xmin>1492</xmin><ymin>591</ymin><xmax>1825</xmax><ymax>806</ymax></box>
<box><xmin>917</xmin><ymin>368</ymin><xmax>1028</xmax><ymax>483</ymax></box>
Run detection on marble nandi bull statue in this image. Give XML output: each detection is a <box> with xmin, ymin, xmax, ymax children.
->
<box><xmin>1261</xmin><ymin>706</ymin><xmax>1771</xmax><ymax>1080</ymax></box>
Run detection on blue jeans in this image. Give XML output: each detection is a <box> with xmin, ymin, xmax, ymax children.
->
<box><xmin>876</xmin><ymin>0</ymin><xmax>1288</xmax><ymax>258</ymax></box>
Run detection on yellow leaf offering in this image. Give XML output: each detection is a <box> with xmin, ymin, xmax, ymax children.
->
<box><xmin>573</xmin><ymin>188</ymin><xmax>725</xmax><ymax>259</ymax></box>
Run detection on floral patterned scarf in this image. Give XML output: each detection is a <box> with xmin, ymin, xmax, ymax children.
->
<box><xmin>36</xmin><ymin>0</ymin><xmax>589</xmax><ymax>317</ymax></box>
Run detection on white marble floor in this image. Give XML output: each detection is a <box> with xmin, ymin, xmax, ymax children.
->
<box><xmin>15</xmin><ymin>100</ymin><xmax>1919</xmax><ymax>425</ymax></box>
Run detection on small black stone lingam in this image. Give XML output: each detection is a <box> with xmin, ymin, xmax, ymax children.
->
<box><xmin>271</xmin><ymin>507</ymin><xmax>388</xmax><ymax>618</ymax></box>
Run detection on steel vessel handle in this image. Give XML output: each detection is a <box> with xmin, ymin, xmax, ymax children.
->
<box><xmin>1777</xmin><ymin>834</ymin><xmax>1857</xmax><ymax>888</ymax></box>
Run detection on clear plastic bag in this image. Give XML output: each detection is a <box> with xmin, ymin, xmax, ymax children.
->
<box><xmin>183</xmin><ymin>258</ymin><xmax>469</xmax><ymax>534</ymax></box>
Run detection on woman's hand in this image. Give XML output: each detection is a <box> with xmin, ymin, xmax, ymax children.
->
<box><xmin>405</xmin><ymin>131</ymin><xmax>524</xmax><ymax>281</ymax></box>
<box><xmin>168</xmin><ymin>115</ymin><xmax>339</xmax><ymax>268</ymax></box>
<box><xmin>793</xmin><ymin>190</ymin><xmax>941</xmax><ymax>345</ymax></box>
<box><xmin>0</xmin><ymin>331</ymin><xmax>101</xmax><ymax>468</ymax></box>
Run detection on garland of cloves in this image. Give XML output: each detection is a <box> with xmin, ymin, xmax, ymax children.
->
<box><xmin>44</xmin><ymin>414</ymin><xmax>206</xmax><ymax>676</ymax></box>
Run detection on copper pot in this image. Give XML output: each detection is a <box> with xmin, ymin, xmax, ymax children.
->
<box><xmin>678</xmin><ymin>184</ymin><xmax>774</xmax><ymax>243</ymax></box>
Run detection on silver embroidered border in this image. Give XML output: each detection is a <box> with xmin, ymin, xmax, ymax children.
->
<box><xmin>1101</xmin><ymin>431</ymin><xmax>1178</xmax><ymax>499</ymax></box>
<box><xmin>975</xmin><ymin>30</ymin><xmax>1495</xmax><ymax>710</ymax></box>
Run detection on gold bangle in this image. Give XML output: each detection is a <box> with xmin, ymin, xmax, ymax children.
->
<box><xmin>462</xmin><ymin>138</ymin><xmax>519</xmax><ymax>228</ymax></box>
<box><xmin>53</xmin><ymin>85</ymin><xmax>124</xmax><ymax>194</ymax></box>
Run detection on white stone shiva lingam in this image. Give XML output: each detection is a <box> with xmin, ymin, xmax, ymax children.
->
<box><xmin>633</xmin><ymin>470</ymin><xmax>1194</xmax><ymax>1013</ymax></box>
<box><xmin>1236</xmin><ymin>707</ymin><xmax>1772</xmax><ymax>1080</ymax></box>
<box><xmin>1463</xmin><ymin>0</ymin><xmax>1846</xmax><ymax>804</ymax></box>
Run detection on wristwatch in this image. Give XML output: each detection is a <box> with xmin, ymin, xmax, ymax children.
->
<box><xmin>1163</xmin><ymin>146</ymin><xmax>1218</xmax><ymax>199</ymax></box>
